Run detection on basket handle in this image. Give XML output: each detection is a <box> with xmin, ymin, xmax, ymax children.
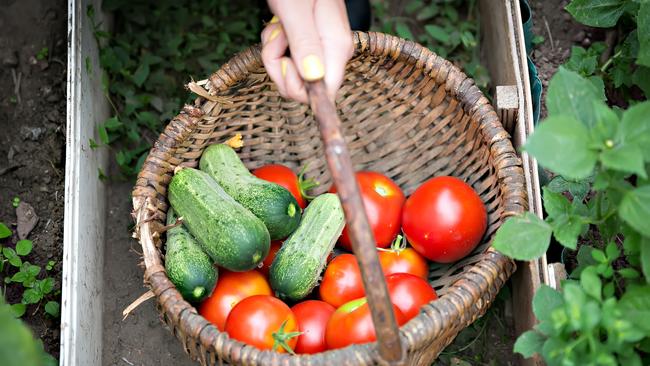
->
<box><xmin>305</xmin><ymin>80</ymin><xmax>405</xmax><ymax>365</ymax></box>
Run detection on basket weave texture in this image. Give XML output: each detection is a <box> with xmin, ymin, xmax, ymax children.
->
<box><xmin>132</xmin><ymin>31</ymin><xmax>527</xmax><ymax>365</ymax></box>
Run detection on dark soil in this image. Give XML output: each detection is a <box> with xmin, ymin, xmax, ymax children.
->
<box><xmin>0</xmin><ymin>0</ymin><xmax>67</xmax><ymax>358</ymax></box>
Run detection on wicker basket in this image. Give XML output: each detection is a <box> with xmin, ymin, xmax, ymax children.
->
<box><xmin>132</xmin><ymin>31</ymin><xmax>527</xmax><ymax>365</ymax></box>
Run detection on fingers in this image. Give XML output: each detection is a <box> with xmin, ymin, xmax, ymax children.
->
<box><xmin>270</xmin><ymin>0</ymin><xmax>326</xmax><ymax>82</ymax></box>
<box><xmin>261</xmin><ymin>20</ymin><xmax>290</xmax><ymax>98</ymax></box>
<box><xmin>314</xmin><ymin>0</ymin><xmax>354</xmax><ymax>101</ymax></box>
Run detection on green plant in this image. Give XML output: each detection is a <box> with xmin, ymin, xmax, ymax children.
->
<box><xmin>493</xmin><ymin>66</ymin><xmax>650</xmax><ymax>364</ymax></box>
<box><xmin>563</xmin><ymin>0</ymin><xmax>650</xmax><ymax>103</ymax></box>
<box><xmin>35</xmin><ymin>47</ymin><xmax>48</xmax><ymax>61</ymax></box>
<box><xmin>370</xmin><ymin>0</ymin><xmax>489</xmax><ymax>89</ymax></box>
<box><xmin>90</xmin><ymin>0</ymin><xmax>261</xmax><ymax>178</ymax></box>
<box><xmin>12</xmin><ymin>197</ymin><xmax>20</xmax><ymax>208</ymax></box>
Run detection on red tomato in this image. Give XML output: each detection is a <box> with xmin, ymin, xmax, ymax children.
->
<box><xmin>378</xmin><ymin>235</ymin><xmax>429</xmax><ymax>279</ymax></box>
<box><xmin>402</xmin><ymin>176</ymin><xmax>487</xmax><ymax>263</ymax></box>
<box><xmin>253</xmin><ymin>164</ymin><xmax>318</xmax><ymax>209</ymax></box>
<box><xmin>225</xmin><ymin>295</ymin><xmax>299</xmax><ymax>353</ymax></box>
<box><xmin>325</xmin><ymin>297</ymin><xmax>407</xmax><ymax>350</ymax></box>
<box><xmin>291</xmin><ymin>300</ymin><xmax>335</xmax><ymax>354</ymax></box>
<box><xmin>319</xmin><ymin>254</ymin><xmax>365</xmax><ymax>308</ymax></box>
<box><xmin>199</xmin><ymin>270</ymin><xmax>272</xmax><ymax>330</ymax></box>
<box><xmin>385</xmin><ymin>273</ymin><xmax>437</xmax><ymax>321</ymax></box>
<box><xmin>259</xmin><ymin>240</ymin><xmax>283</xmax><ymax>277</ymax></box>
<box><xmin>330</xmin><ymin>171</ymin><xmax>405</xmax><ymax>250</ymax></box>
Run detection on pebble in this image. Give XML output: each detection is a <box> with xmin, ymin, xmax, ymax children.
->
<box><xmin>1</xmin><ymin>50</ymin><xmax>18</xmax><ymax>67</ymax></box>
<box><xmin>20</xmin><ymin>126</ymin><xmax>45</xmax><ymax>141</ymax></box>
<box><xmin>582</xmin><ymin>38</ymin><xmax>591</xmax><ymax>47</ymax></box>
<box><xmin>572</xmin><ymin>31</ymin><xmax>586</xmax><ymax>43</ymax></box>
<box><xmin>46</xmin><ymin>109</ymin><xmax>59</xmax><ymax>122</ymax></box>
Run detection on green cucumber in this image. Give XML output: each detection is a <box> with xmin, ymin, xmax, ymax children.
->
<box><xmin>199</xmin><ymin>144</ymin><xmax>301</xmax><ymax>240</ymax></box>
<box><xmin>269</xmin><ymin>193</ymin><xmax>345</xmax><ymax>301</ymax></box>
<box><xmin>165</xmin><ymin>208</ymin><xmax>217</xmax><ymax>303</ymax></box>
<box><xmin>168</xmin><ymin>167</ymin><xmax>270</xmax><ymax>271</ymax></box>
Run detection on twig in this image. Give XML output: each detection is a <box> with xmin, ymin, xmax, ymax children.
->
<box><xmin>543</xmin><ymin>16</ymin><xmax>554</xmax><ymax>51</ymax></box>
<box><xmin>121</xmin><ymin>357</ymin><xmax>134</xmax><ymax>366</ymax></box>
<box><xmin>122</xmin><ymin>290</ymin><xmax>155</xmax><ymax>320</ymax></box>
<box><xmin>600</xmin><ymin>29</ymin><xmax>619</xmax><ymax>65</ymax></box>
<box><xmin>11</xmin><ymin>69</ymin><xmax>22</xmax><ymax>104</ymax></box>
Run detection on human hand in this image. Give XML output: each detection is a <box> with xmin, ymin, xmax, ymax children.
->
<box><xmin>261</xmin><ymin>0</ymin><xmax>354</xmax><ymax>103</ymax></box>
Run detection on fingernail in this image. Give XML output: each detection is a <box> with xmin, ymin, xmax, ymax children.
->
<box><xmin>269</xmin><ymin>15</ymin><xmax>279</xmax><ymax>24</ymax></box>
<box><xmin>302</xmin><ymin>55</ymin><xmax>324</xmax><ymax>81</ymax></box>
<box><xmin>269</xmin><ymin>27</ymin><xmax>281</xmax><ymax>42</ymax></box>
<box><xmin>281</xmin><ymin>58</ymin><xmax>288</xmax><ymax>77</ymax></box>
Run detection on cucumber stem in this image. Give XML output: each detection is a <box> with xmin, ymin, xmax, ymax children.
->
<box><xmin>287</xmin><ymin>203</ymin><xmax>297</xmax><ymax>218</ymax></box>
<box><xmin>192</xmin><ymin>286</ymin><xmax>205</xmax><ymax>299</ymax></box>
<box><xmin>298</xmin><ymin>163</ymin><xmax>319</xmax><ymax>200</ymax></box>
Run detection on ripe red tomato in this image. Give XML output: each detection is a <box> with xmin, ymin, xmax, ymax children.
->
<box><xmin>319</xmin><ymin>254</ymin><xmax>365</xmax><ymax>308</ymax></box>
<box><xmin>290</xmin><ymin>300</ymin><xmax>335</xmax><ymax>354</ymax></box>
<box><xmin>225</xmin><ymin>295</ymin><xmax>299</xmax><ymax>353</ymax></box>
<box><xmin>259</xmin><ymin>240</ymin><xmax>283</xmax><ymax>277</ymax></box>
<box><xmin>329</xmin><ymin>171</ymin><xmax>405</xmax><ymax>250</ymax></box>
<box><xmin>378</xmin><ymin>235</ymin><xmax>429</xmax><ymax>279</ymax></box>
<box><xmin>253</xmin><ymin>164</ymin><xmax>317</xmax><ymax>209</ymax></box>
<box><xmin>325</xmin><ymin>297</ymin><xmax>407</xmax><ymax>350</ymax></box>
<box><xmin>385</xmin><ymin>273</ymin><xmax>437</xmax><ymax>321</ymax></box>
<box><xmin>402</xmin><ymin>176</ymin><xmax>487</xmax><ymax>263</ymax></box>
<box><xmin>199</xmin><ymin>270</ymin><xmax>272</xmax><ymax>330</ymax></box>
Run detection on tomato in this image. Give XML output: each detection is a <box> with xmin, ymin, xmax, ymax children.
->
<box><xmin>385</xmin><ymin>273</ymin><xmax>437</xmax><ymax>321</ymax></box>
<box><xmin>225</xmin><ymin>295</ymin><xmax>300</xmax><ymax>353</ymax></box>
<box><xmin>198</xmin><ymin>270</ymin><xmax>272</xmax><ymax>330</ymax></box>
<box><xmin>329</xmin><ymin>171</ymin><xmax>405</xmax><ymax>250</ymax></box>
<box><xmin>253</xmin><ymin>164</ymin><xmax>318</xmax><ymax>209</ymax></box>
<box><xmin>259</xmin><ymin>240</ymin><xmax>283</xmax><ymax>277</ymax></box>
<box><xmin>378</xmin><ymin>235</ymin><xmax>429</xmax><ymax>279</ymax></box>
<box><xmin>325</xmin><ymin>297</ymin><xmax>407</xmax><ymax>349</ymax></box>
<box><xmin>319</xmin><ymin>254</ymin><xmax>365</xmax><ymax>308</ymax></box>
<box><xmin>290</xmin><ymin>300</ymin><xmax>335</xmax><ymax>354</ymax></box>
<box><xmin>402</xmin><ymin>176</ymin><xmax>487</xmax><ymax>263</ymax></box>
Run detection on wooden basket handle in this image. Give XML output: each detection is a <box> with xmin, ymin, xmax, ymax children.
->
<box><xmin>306</xmin><ymin>80</ymin><xmax>405</xmax><ymax>365</ymax></box>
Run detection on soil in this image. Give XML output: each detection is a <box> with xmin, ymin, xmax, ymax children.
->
<box><xmin>0</xmin><ymin>0</ymin><xmax>67</xmax><ymax>358</ymax></box>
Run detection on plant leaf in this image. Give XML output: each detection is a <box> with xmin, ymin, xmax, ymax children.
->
<box><xmin>492</xmin><ymin>212</ymin><xmax>552</xmax><ymax>260</ymax></box>
<box><xmin>15</xmin><ymin>240</ymin><xmax>32</xmax><ymax>256</ymax></box>
<box><xmin>395</xmin><ymin>22</ymin><xmax>414</xmax><ymax>41</ymax></box>
<box><xmin>565</xmin><ymin>0</ymin><xmax>627</xmax><ymax>27</ymax></box>
<box><xmin>22</xmin><ymin>289</ymin><xmax>41</xmax><ymax>304</ymax></box>
<box><xmin>514</xmin><ymin>330</ymin><xmax>545</xmax><ymax>358</ymax></box>
<box><xmin>542</xmin><ymin>187</ymin><xmax>571</xmax><ymax>218</ymax></box>
<box><xmin>618</xmin><ymin>101</ymin><xmax>650</xmax><ymax>160</ymax></box>
<box><xmin>0</xmin><ymin>223</ymin><xmax>11</xmax><ymax>239</ymax></box>
<box><xmin>132</xmin><ymin>62</ymin><xmax>150</xmax><ymax>87</ymax></box>
<box><xmin>44</xmin><ymin>301</ymin><xmax>60</xmax><ymax>317</ymax></box>
<box><xmin>11</xmin><ymin>303</ymin><xmax>26</xmax><ymax>317</ymax></box>
<box><xmin>641</xmin><ymin>237</ymin><xmax>650</xmax><ymax>283</ymax></box>
<box><xmin>546</xmin><ymin>67</ymin><xmax>605</xmax><ymax>127</ymax></box>
<box><xmin>533</xmin><ymin>285</ymin><xmax>564</xmax><ymax>322</ymax></box>
<box><xmin>525</xmin><ymin>115</ymin><xmax>598</xmax><ymax>179</ymax></box>
<box><xmin>619</xmin><ymin>286</ymin><xmax>650</xmax><ymax>332</ymax></box>
<box><xmin>638</xmin><ymin>2</ymin><xmax>650</xmax><ymax>67</ymax></box>
<box><xmin>552</xmin><ymin>215</ymin><xmax>584</xmax><ymax>250</ymax></box>
<box><xmin>547</xmin><ymin>175</ymin><xmax>591</xmax><ymax>201</ymax></box>
<box><xmin>600</xmin><ymin>143</ymin><xmax>646</xmax><ymax>178</ymax></box>
<box><xmin>424</xmin><ymin>25</ymin><xmax>449</xmax><ymax>44</ymax></box>
<box><xmin>619</xmin><ymin>185</ymin><xmax>650</xmax><ymax>237</ymax></box>
<box><xmin>580</xmin><ymin>266</ymin><xmax>602</xmax><ymax>300</ymax></box>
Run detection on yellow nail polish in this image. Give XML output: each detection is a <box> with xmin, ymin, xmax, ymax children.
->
<box><xmin>269</xmin><ymin>27</ymin><xmax>281</xmax><ymax>42</ymax></box>
<box><xmin>302</xmin><ymin>54</ymin><xmax>324</xmax><ymax>81</ymax></box>
<box><xmin>281</xmin><ymin>59</ymin><xmax>288</xmax><ymax>77</ymax></box>
<box><xmin>269</xmin><ymin>15</ymin><xmax>279</xmax><ymax>24</ymax></box>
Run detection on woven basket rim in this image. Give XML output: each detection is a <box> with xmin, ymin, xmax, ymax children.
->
<box><xmin>132</xmin><ymin>31</ymin><xmax>525</xmax><ymax>365</ymax></box>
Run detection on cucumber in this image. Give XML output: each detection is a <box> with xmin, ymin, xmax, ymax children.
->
<box><xmin>199</xmin><ymin>144</ymin><xmax>301</xmax><ymax>240</ymax></box>
<box><xmin>269</xmin><ymin>193</ymin><xmax>345</xmax><ymax>301</ymax></box>
<box><xmin>168</xmin><ymin>167</ymin><xmax>270</xmax><ymax>271</ymax></box>
<box><xmin>165</xmin><ymin>208</ymin><xmax>217</xmax><ymax>303</ymax></box>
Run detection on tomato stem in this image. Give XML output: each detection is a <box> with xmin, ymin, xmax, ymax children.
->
<box><xmin>298</xmin><ymin>163</ymin><xmax>319</xmax><ymax>200</ymax></box>
<box><xmin>271</xmin><ymin>319</ymin><xmax>302</xmax><ymax>354</ymax></box>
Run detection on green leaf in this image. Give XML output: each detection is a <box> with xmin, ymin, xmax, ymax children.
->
<box><xmin>641</xmin><ymin>238</ymin><xmax>650</xmax><ymax>283</ymax></box>
<box><xmin>424</xmin><ymin>25</ymin><xmax>449</xmax><ymax>44</ymax></box>
<box><xmin>15</xmin><ymin>240</ymin><xmax>32</xmax><ymax>256</ymax></box>
<box><xmin>98</xmin><ymin>124</ymin><xmax>109</xmax><ymax>145</ymax></box>
<box><xmin>11</xmin><ymin>271</ymin><xmax>28</xmax><ymax>283</ymax></box>
<box><xmin>513</xmin><ymin>330</ymin><xmax>545</xmax><ymax>358</ymax></box>
<box><xmin>395</xmin><ymin>22</ymin><xmax>414</xmax><ymax>41</ymax></box>
<box><xmin>11</xmin><ymin>303</ymin><xmax>26</xmax><ymax>317</ymax></box>
<box><xmin>619</xmin><ymin>185</ymin><xmax>650</xmax><ymax>237</ymax></box>
<box><xmin>132</xmin><ymin>62</ymin><xmax>150</xmax><ymax>87</ymax></box>
<box><xmin>590</xmin><ymin>101</ymin><xmax>619</xmax><ymax>145</ymax></box>
<box><xmin>39</xmin><ymin>278</ymin><xmax>54</xmax><ymax>295</ymax></box>
<box><xmin>492</xmin><ymin>212</ymin><xmax>552</xmax><ymax>260</ymax></box>
<box><xmin>22</xmin><ymin>289</ymin><xmax>42</xmax><ymax>304</ymax></box>
<box><xmin>542</xmin><ymin>187</ymin><xmax>570</xmax><ymax>218</ymax></box>
<box><xmin>600</xmin><ymin>143</ymin><xmax>646</xmax><ymax>178</ymax></box>
<box><xmin>565</xmin><ymin>0</ymin><xmax>627</xmax><ymax>27</ymax></box>
<box><xmin>103</xmin><ymin>116</ymin><xmax>123</xmax><ymax>130</ymax></box>
<box><xmin>605</xmin><ymin>241</ymin><xmax>619</xmax><ymax>260</ymax></box>
<box><xmin>619</xmin><ymin>268</ymin><xmax>640</xmax><ymax>279</ymax></box>
<box><xmin>525</xmin><ymin>115</ymin><xmax>598</xmax><ymax>179</ymax></box>
<box><xmin>638</xmin><ymin>2</ymin><xmax>650</xmax><ymax>67</ymax></box>
<box><xmin>533</xmin><ymin>285</ymin><xmax>564</xmax><ymax>322</ymax></box>
<box><xmin>580</xmin><ymin>266</ymin><xmax>602</xmax><ymax>300</ymax></box>
<box><xmin>27</xmin><ymin>264</ymin><xmax>40</xmax><ymax>277</ymax></box>
<box><xmin>552</xmin><ymin>215</ymin><xmax>584</xmax><ymax>250</ymax></box>
<box><xmin>546</xmin><ymin>67</ymin><xmax>605</xmax><ymax>127</ymax></box>
<box><xmin>619</xmin><ymin>286</ymin><xmax>650</xmax><ymax>332</ymax></box>
<box><xmin>547</xmin><ymin>175</ymin><xmax>591</xmax><ymax>201</ymax></box>
<box><xmin>44</xmin><ymin>301</ymin><xmax>60</xmax><ymax>317</ymax></box>
<box><xmin>618</xmin><ymin>101</ymin><xmax>650</xmax><ymax>160</ymax></box>
<box><xmin>0</xmin><ymin>223</ymin><xmax>11</xmax><ymax>239</ymax></box>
